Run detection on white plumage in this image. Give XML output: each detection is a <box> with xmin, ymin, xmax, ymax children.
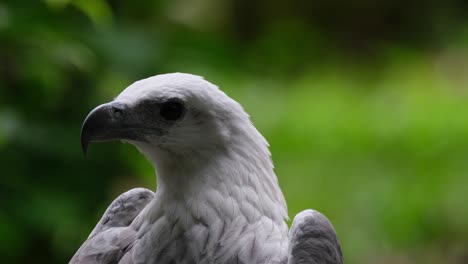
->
<box><xmin>73</xmin><ymin>73</ymin><xmax>343</xmax><ymax>264</ymax></box>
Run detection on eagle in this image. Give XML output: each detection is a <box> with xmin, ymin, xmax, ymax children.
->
<box><xmin>72</xmin><ymin>73</ymin><xmax>343</xmax><ymax>264</ymax></box>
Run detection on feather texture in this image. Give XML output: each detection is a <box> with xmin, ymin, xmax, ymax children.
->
<box><xmin>288</xmin><ymin>210</ymin><xmax>343</xmax><ymax>264</ymax></box>
<box><xmin>73</xmin><ymin>73</ymin><xmax>343</xmax><ymax>264</ymax></box>
<box><xmin>70</xmin><ymin>188</ymin><xmax>154</xmax><ymax>263</ymax></box>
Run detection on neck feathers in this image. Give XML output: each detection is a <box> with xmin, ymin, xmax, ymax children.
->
<box><xmin>143</xmin><ymin>115</ymin><xmax>288</xmax><ymax>225</ymax></box>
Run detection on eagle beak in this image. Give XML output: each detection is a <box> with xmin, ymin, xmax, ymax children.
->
<box><xmin>80</xmin><ymin>102</ymin><xmax>128</xmax><ymax>155</ymax></box>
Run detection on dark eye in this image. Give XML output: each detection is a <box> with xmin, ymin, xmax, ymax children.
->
<box><xmin>160</xmin><ymin>100</ymin><xmax>185</xmax><ymax>121</ymax></box>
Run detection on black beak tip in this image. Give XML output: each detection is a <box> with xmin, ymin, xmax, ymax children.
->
<box><xmin>80</xmin><ymin>105</ymin><xmax>99</xmax><ymax>157</ymax></box>
<box><xmin>81</xmin><ymin>137</ymin><xmax>88</xmax><ymax>156</ymax></box>
<box><xmin>80</xmin><ymin>124</ymin><xmax>89</xmax><ymax>156</ymax></box>
<box><xmin>80</xmin><ymin>102</ymin><xmax>119</xmax><ymax>156</ymax></box>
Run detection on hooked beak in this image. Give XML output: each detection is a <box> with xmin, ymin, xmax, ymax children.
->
<box><xmin>81</xmin><ymin>102</ymin><xmax>134</xmax><ymax>155</ymax></box>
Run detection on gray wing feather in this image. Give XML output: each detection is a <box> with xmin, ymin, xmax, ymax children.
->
<box><xmin>70</xmin><ymin>188</ymin><xmax>154</xmax><ymax>264</ymax></box>
<box><xmin>288</xmin><ymin>210</ymin><xmax>343</xmax><ymax>264</ymax></box>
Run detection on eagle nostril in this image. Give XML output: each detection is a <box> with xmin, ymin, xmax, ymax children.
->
<box><xmin>111</xmin><ymin>105</ymin><xmax>125</xmax><ymax>118</ymax></box>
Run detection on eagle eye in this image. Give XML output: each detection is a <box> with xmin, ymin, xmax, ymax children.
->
<box><xmin>160</xmin><ymin>100</ymin><xmax>185</xmax><ymax>121</ymax></box>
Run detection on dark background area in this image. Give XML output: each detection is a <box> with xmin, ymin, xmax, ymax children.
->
<box><xmin>1</xmin><ymin>1</ymin><xmax>468</xmax><ymax>263</ymax></box>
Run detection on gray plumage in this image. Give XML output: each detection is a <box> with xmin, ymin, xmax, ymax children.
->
<box><xmin>288</xmin><ymin>210</ymin><xmax>343</xmax><ymax>264</ymax></box>
<box><xmin>71</xmin><ymin>188</ymin><xmax>154</xmax><ymax>263</ymax></box>
<box><xmin>73</xmin><ymin>73</ymin><xmax>344</xmax><ymax>264</ymax></box>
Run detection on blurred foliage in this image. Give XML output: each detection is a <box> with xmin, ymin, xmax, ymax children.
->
<box><xmin>1</xmin><ymin>0</ymin><xmax>468</xmax><ymax>263</ymax></box>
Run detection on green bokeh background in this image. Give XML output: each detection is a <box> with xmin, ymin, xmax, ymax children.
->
<box><xmin>1</xmin><ymin>1</ymin><xmax>468</xmax><ymax>263</ymax></box>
